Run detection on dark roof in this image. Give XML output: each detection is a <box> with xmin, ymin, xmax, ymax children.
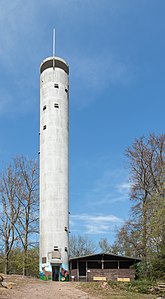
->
<box><xmin>40</xmin><ymin>57</ymin><xmax>69</xmax><ymax>75</ymax></box>
<box><xmin>69</xmin><ymin>252</ymin><xmax>141</xmax><ymax>263</ymax></box>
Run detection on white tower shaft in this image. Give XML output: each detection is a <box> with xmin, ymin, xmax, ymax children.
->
<box><xmin>40</xmin><ymin>56</ymin><xmax>69</xmax><ymax>281</ymax></box>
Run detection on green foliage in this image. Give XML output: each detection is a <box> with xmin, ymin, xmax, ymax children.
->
<box><xmin>0</xmin><ymin>247</ymin><xmax>39</xmax><ymax>277</ymax></box>
<box><xmin>0</xmin><ymin>255</ymin><xmax>5</xmax><ymax>273</ymax></box>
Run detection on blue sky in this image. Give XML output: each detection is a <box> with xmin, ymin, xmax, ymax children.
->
<box><xmin>0</xmin><ymin>0</ymin><xmax>164</xmax><ymax>246</ymax></box>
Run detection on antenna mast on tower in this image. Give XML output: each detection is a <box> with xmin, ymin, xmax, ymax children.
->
<box><xmin>53</xmin><ymin>28</ymin><xmax>56</xmax><ymax>69</ymax></box>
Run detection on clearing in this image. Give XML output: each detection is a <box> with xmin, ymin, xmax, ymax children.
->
<box><xmin>0</xmin><ymin>275</ymin><xmax>159</xmax><ymax>299</ymax></box>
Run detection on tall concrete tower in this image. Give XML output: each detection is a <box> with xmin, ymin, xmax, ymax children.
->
<box><xmin>39</xmin><ymin>56</ymin><xmax>69</xmax><ymax>281</ymax></box>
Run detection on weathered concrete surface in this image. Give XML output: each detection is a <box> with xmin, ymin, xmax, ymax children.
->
<box><xmin>40</xmin><ymin>56</ymin><xmax>69</xmax><ymax>278</ymax></box>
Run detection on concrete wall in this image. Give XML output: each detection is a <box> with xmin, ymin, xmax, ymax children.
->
<box><xmin>40</xmin><ymin>57</ymin><xmax>69</xmax><ymax>281</ymax></box>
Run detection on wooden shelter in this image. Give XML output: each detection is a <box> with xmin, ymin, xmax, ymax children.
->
<box><xmin>69</xmin><ymin>253</ymin><xmax>140</xmax><ymax>282</ymax></box>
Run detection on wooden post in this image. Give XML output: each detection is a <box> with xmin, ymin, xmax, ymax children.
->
<box><xmin>117</xmin><ymin>260</ymin><xmax>120</xmax><ymax>280</ymax></box>
<box><xmin>77</xmin><ymin>261</ymin><xmax>79</xmax><ymax>282</ymax></box>
<box><xmin>101</xmin><ymin>257</ymin><xmax>104</xmax><ymax>269</ymax></box>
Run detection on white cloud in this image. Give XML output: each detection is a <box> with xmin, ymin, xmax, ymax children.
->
<box><xmin>116</xmin><ymin>182</ymin><xmax>132</xmax><ymax>194</ymax></box>
<box><xmin>70</xmin><ymin>213</ymin><xmax>123</xmax><ymax>235</ymax></box>
<box><xmin>71</xmin><ymin>214</ymin><xmax>121</xmax><ymax>222</ymax></box>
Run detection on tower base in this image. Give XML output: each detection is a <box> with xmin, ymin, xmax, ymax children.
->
<box><xmin>40</xmin><ymin>262</ymin><xmax>69</xmax><ymax>281</ymax></box>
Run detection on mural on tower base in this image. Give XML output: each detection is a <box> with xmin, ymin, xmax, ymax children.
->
<box><xmin>40</xmin><ymin>263</ymin><xmax>69</xmax><ymax>282</ymax></box>
<box><xmin>60</xmin><ymin>265</ymin><xmax>69</xmax><ymax>282</ymax></box>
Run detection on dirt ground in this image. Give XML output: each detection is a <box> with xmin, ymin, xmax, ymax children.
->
<box><xmin>0</xmin><ymin>275</ymin><xmax>161</xmax><ymax>299</ymax></box>
<box><xmin>0</xmin><ymin>275</ymin><xmax>98</xmax><ymax>299</ymax></box>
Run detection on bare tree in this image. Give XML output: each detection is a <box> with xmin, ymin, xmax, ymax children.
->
<box><xmin>0</xmin><ymin>164</ymin><xmax>20</xmax><ymax>274</ymax></box>
<box><xmin>69</xmin><ymin>235</ymin><xmax>96</xmax><ymax>258</ymax></box>
<box><xmin>99</xmin><ymin>238</ymin><xmax>111</xmax><ymax>253</ymax></box>
<box><xmin>0</xmin><ymin>156</ymin><xmax>39</xmax><ymax>275</ymax></box>
<box><xmin>125</xmin><ymin>134</ymin><xmax>165</xmax><ymax>270</ymax></box>
<box><xmin>14</xmin><ymin>156</ymin><xmax>39</xmax><ymax>276</ymax></box>
<box><xmin>113</xmin><ymin>134</ymin><xmax>165</xmax><ymax>277</ymax></box>
<box><xmin>112</xmin><ymin>220</ymin><xmax>144</xmax><ymax>258</ymax></box>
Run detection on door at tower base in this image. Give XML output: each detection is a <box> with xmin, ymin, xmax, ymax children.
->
<box><xmin>40</xmin><ymin>263</ymin><xmax>69</xmax><ymax>282</ymax></box>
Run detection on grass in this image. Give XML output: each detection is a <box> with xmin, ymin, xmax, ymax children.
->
<box><xmin>78</xmin><ymin>281</ymin><xmax>160</xmax><ymax>299</ymax></box>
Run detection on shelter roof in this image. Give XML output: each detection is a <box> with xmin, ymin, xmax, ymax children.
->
<box><xmin>69</xmin><ymin>252</ymin><xmax>141</xmax><ymax>263</ymax></box>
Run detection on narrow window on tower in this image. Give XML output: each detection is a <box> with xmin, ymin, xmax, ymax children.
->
<box><xmin>54</xmin><ymin>103</ymin><xmax>59</xmax><ymax>108</ymax></box>
<box><xmin>43</xmin><ymin>105</ymin><xmax>46</xmax><ymax>111</ymax></box>
<box><xmin>54</xmin><ymin>83</ymin><xmax>59</xmax><ymax>88</ymax></box>
<box><xmin>65</xmin><ymin>88</ymin><xmax>68</xmax><ymax>93</ymax></box>
<box><xmin>43</xmin><ymin>125</ymin><xmax>46</xmax><ymax>130</ymax></box>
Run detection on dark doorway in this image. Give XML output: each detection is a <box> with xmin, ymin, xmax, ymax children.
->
<box><xmin>79</xmin><ymin>261</ymin><xmax>86</xmax><ymax>276</ymax></box>
<box><xmin>79</xmin><ymin>261</ymin><xmax>86</xmax><ymax>282</ymax></box>
<box><xmin>52</xmin><ymin>266</ymin><xmax>60</xmax><ymax>281</ymax></box>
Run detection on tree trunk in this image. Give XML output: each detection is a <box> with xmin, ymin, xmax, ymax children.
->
<box><xmin>4</xmin><ymin>254</ymin><xmax>9</xmax><ymax>275</ymax></box>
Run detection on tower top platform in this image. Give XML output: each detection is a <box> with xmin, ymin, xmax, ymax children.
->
<box><xmin>40</xmin><ymin>56</ymin><xmax>69</xmax><ymax>75</ymax></box>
